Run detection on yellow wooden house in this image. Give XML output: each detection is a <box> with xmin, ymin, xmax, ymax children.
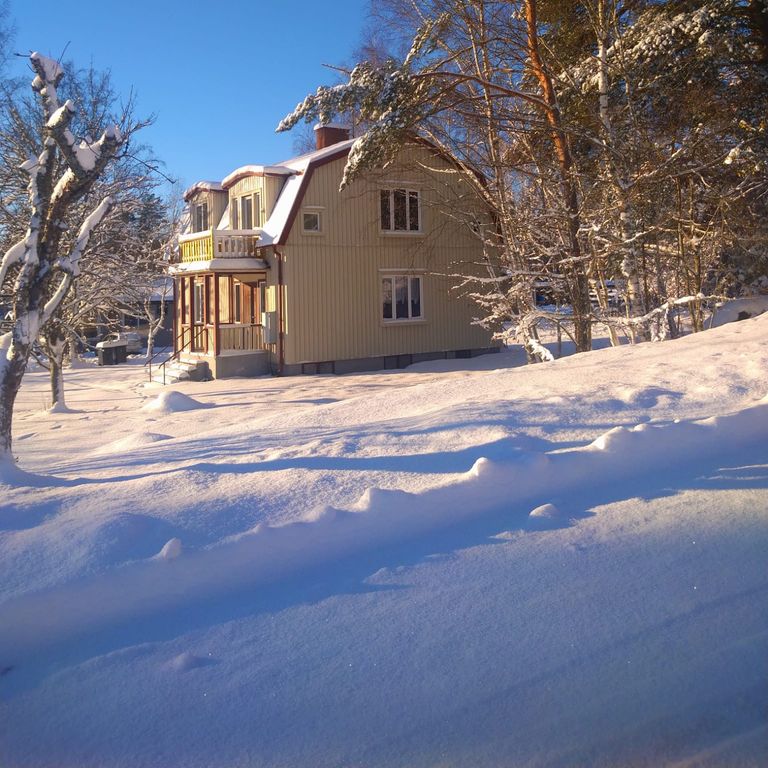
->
<box><xmin>170</xmin><ymin>126</ymin><xmax>498</xmax><ymax>378</ymax></box>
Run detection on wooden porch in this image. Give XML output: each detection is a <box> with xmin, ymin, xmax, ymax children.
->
<box><xmin>174</xmin><ymin>271</ymin><xmax>270</xmax><ymax>358</ymax></box>
<box><xmin>177</xmin><ymin>322</ymin><xmax>266</xmax><ymax>355</ymax></box>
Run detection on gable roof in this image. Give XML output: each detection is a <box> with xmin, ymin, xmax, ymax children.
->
<box><xmin>183</xmin><ymin>180</ymin><xmax>223</xmax><ymax>201</ymax></box>
<box><xmin>221</xmin><ymin>165</ymin><xmax>295</xmax><ymax>189</ymax></box>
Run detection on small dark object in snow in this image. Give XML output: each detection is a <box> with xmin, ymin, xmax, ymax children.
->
<box><xmin>737</xmin><ymin>311</ymin><xmax>751</xmax><ymax>321</ymax></box>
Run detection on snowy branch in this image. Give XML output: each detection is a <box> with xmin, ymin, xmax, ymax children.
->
<box><xmin>41</xmin><ymin>196</ymin><xmax>113</xmax><ymax>325</ymax></box>
<box><xmin>0</xmin><ymin>240</ymin><xmax>25</xmax><ymax>290</ymax></box>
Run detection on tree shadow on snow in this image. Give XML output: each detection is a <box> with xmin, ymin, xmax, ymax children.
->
<box><xmin>2</xmin><ymin>446</ymin><xmax>766</xmax><ymax>700</ymax></box>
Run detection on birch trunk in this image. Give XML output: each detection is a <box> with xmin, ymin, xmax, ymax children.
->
<box><xmin>45</xmin><ymin>325</ymin><xmax>68</xmax><ymax>412</ymax></box>
<box><xmin>0</xmin><ymin>335</ymin><xmax>29</xmax><ymax>465</ymax></box>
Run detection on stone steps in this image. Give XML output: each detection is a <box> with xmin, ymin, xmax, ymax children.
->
<box><xmin>151</xmin><ymin>358</ymin><xmax>210</xmax><ymax>384</ymax></box>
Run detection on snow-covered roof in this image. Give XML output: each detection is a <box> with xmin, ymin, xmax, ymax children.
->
<box><xmin>170</xmin><ymin>257</ymin><xmax>270</xmax><ymax>274</ymax></box>
<box><xmin>221</xmin><ymin>165</ymin><xmax>296</xmax><ymax>189</ymax></box>
<box><xmin>178</xmin><ymin>208</ymin><xmax>191</xmax><ymax>235</ymax></box>
<box><xmin>217</xmin><ymin>203</ymin><xmax>230</xmax><ymax>231</ymax></box>
<box><xmin>181</xmin><ymin>138</ymin><xmax>358</xmax><ymax>247</ymax></box>
<box><xmin>257</xmin><ymin>173</ymin><xmax>306</xmax><ymax>247</ymax></box>
<box><xmin>149</xmin><ymin>277</ymin><xmax>174</xmax><ymax>301</ymax></box>
<box><xmin>276</xmin><ymin>138</ymin><xmax>356</xmax><ymax>170</ymax></box>
<box><xmin>258</xmin><ymin>138</ymin><xmax>357</xmax><ymax>246</ymax></box>
<box><xmin>183</xmin><ymin>181</ymin><xmax>223</xmax><ymax>201</ymax></box>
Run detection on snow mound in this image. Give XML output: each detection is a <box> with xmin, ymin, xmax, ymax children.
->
<box><xmin>142</xmin><ymin>391</ymin><xmax>207</xmax><ymax>414</ymax></box>
<box><xmin>48</xmin><ymin>402</ymin><xmax>76</xmax><ymax>415</ymax></box>
<box><xmin>527</xmin><ymin>502</ymin><xmax>569</xmax><ymax>529</ymax></box>
<box><xmin>617</xmin><ymin>386</ymin><xmax>681</xmax><ymax>408</ymax></box>
<box><xmin>93</xmin><ymin>431</ymin><xmax>172</xmax><ymax>455</ymax></box>
<box><xmin>157</xmin><ymin>538</ymin><xmax>182</xmax><ymax>560</ymax></box>
<box><xmin>529</xmin><ymin>503</ymin><xmax>562</xmax><ymax>519</ymax></box>
<box><xmin>709</xmin><ymin>296</ymin><xmax>768</xmax><ymax>327</ymax></box>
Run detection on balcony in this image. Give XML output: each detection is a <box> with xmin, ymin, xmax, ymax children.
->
<box><xmin>177</xmin><ymin>229</ymin><xmax>262</xmax><ymax>263</ymax></box>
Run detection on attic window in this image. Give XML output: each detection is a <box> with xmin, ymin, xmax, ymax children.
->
<box><xmin>302</xmin><ymin>210</ymin><xmax>322</xmax><ymax>233</ymax></box>
<box><xmin>232</xmin><ymin>194</ymin><xmax>260</xmax><ymax>230</ymax></box>
<box><xmin>192</xmin><ymin>201</ymin><xmax>209</xmax><ymax>232</ymax></box>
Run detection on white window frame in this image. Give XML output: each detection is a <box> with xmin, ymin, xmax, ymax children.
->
<box><xmin>380</xmin><ymin>187</ymin><xmax>421</xmax><ymax>234</ymax></box>
<box><xmin>240</xmin><ymin>195</ymin><xmax>253</xmax><ymax>230</ymax></box>
<box><xmin>231</xmin><ymin>193</ymin><xmax>260</xmax><ymax>230</ymax></box>
<box><xmin>253</xmin><ymin>192</ymin><xmax>261</xmax><ymax>228</ymax></box>
<box><xmin>192</xmin><ymin>201</ymin><xmax>209</xmax><ymax>232</ymax></box>
<box><xmin>301</xmin><ymin>207</ymin><xmax>323</xmax><ymax>234</ymax></box>
<box><xmin>381</xmin><ymin>274</ymin><xmax>424</xmax><ymax>323</ymax></box>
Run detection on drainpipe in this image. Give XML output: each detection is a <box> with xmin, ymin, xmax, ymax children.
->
<box><xmin>274</xmin><ymin>247</ymin><xmax>285</xmax><ymax>375</ymax></box>
<box><xmin>172</xmin><ymin>275</ymin><xmax>177</xmax><ymax>354</ymax></box>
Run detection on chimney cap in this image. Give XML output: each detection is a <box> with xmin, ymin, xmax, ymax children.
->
<box><xmin>313</xmin><ymin>122</ymin><xmax>351</xmax><ymax>132</ymax></box>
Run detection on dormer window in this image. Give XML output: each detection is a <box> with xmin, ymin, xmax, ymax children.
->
<box><xmin>231</xmin><ymin>193</ymin><xmax>260</xmax><ymax>230</ymax></box>
<box><xmin>192</xmin><ymin>201</ymin><xmax>209</xmax><ymax>232</ymax></box>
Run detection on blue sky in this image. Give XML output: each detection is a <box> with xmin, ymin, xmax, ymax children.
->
<box><xmin>7</xmin><ymin>0</ymin><xmax>370</xmax><ymax>190</ymax></box>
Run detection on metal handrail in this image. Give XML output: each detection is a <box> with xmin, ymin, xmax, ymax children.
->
<box><xmin>145</xmin><ymin>332</ymin><xmax>194</xmax><ymax>385</ymax></box>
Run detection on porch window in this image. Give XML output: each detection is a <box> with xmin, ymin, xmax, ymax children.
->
<box><xmin>382</xmin><ymin>275</ymin><xmax>423</xmax><ymax>321</ymax></box>
<box><xmin>181</xmin><ymin>280</ymin><xmax>189</xmax><ymax>323</ymax></box>
<box><xmin>192</xmin><ymin>202</ymin><xmax>209</xmax><ymax>232</ymax></box>
<box><xmin>258</xmin><ymin>281</ymin><xmax>267</xmax><ymax>319</ymax></box>
<box><xmin>380</xmin><ymin>188</ymin><xmax>420</xmax><ymax>232</ymax></box>
<box><xmin>206</xmin><ymin>276</ymin><xmax>215</xmax><ymax>324</ymax></box>
<box><xmin>233</xmin><ymin>281</ymin><xmax>242</xmax><ymax>323</ymax></box>
<box><xmin>193</xmin><ymin>282</ymin><xmax>204</xmax><ymax>324</ymax></box>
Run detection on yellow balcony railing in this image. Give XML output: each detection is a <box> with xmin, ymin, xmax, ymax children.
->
<box><xmin>178</xmin><ymin>229</ymin><xmax>262</xmax><ymax>263</ymax></box>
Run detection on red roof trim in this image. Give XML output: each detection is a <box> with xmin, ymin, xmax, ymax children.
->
<box><xmin>276</xmin><ymin>143</ymin><xmax>353</xmax><ymax>246</ymax></box>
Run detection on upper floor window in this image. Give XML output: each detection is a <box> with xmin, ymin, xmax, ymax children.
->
<box><xmin>380</xmin><ymin>188</ymin><xmax>420</xmax><ymax>233</ymax></box>
<box><xmin>192</xmin><ymin>201</ymin><xmax>208</xmax><ymax>232</ymax></box>
<box><xmin>231</xmin><ymin>193</ymin><xmax>261</xmax><ymax>230</ymax></box>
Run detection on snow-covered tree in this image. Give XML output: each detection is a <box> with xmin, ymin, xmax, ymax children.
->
<box><xmin>0</xmin><ymin>56</ymin><xmax>169</xmax><ymax>414</ymax></box>
<box><xmin>278</xmin><ymin>0</ymin><xmax>598</xmax><ymax>356</ymax></box>
<box><xmin>280</xmin><ymin>0</ymin><xmax>767</xmax><ymax>357</ymax></box>
<box><xmin>0</xmin><ymin>52</ymin><xmax>132</xmax><ymax>467</ymax></box>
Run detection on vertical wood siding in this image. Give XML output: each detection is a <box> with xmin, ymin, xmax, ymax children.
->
<box><xmin>280</xmin><ymin>144</ymin><xmax>495</xmax><ymax>365</ymax></box>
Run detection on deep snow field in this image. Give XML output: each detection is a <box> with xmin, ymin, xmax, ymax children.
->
<box><xmin>1</xmin><ymin>316</ymin><xmax>767</xmax><ymax>767</ymax></box>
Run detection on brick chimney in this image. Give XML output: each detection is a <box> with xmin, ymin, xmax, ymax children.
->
<box><xmin>314</xmin><ymin>124</ymin><xmax>350</xmax><ymax>150</ymax></box>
